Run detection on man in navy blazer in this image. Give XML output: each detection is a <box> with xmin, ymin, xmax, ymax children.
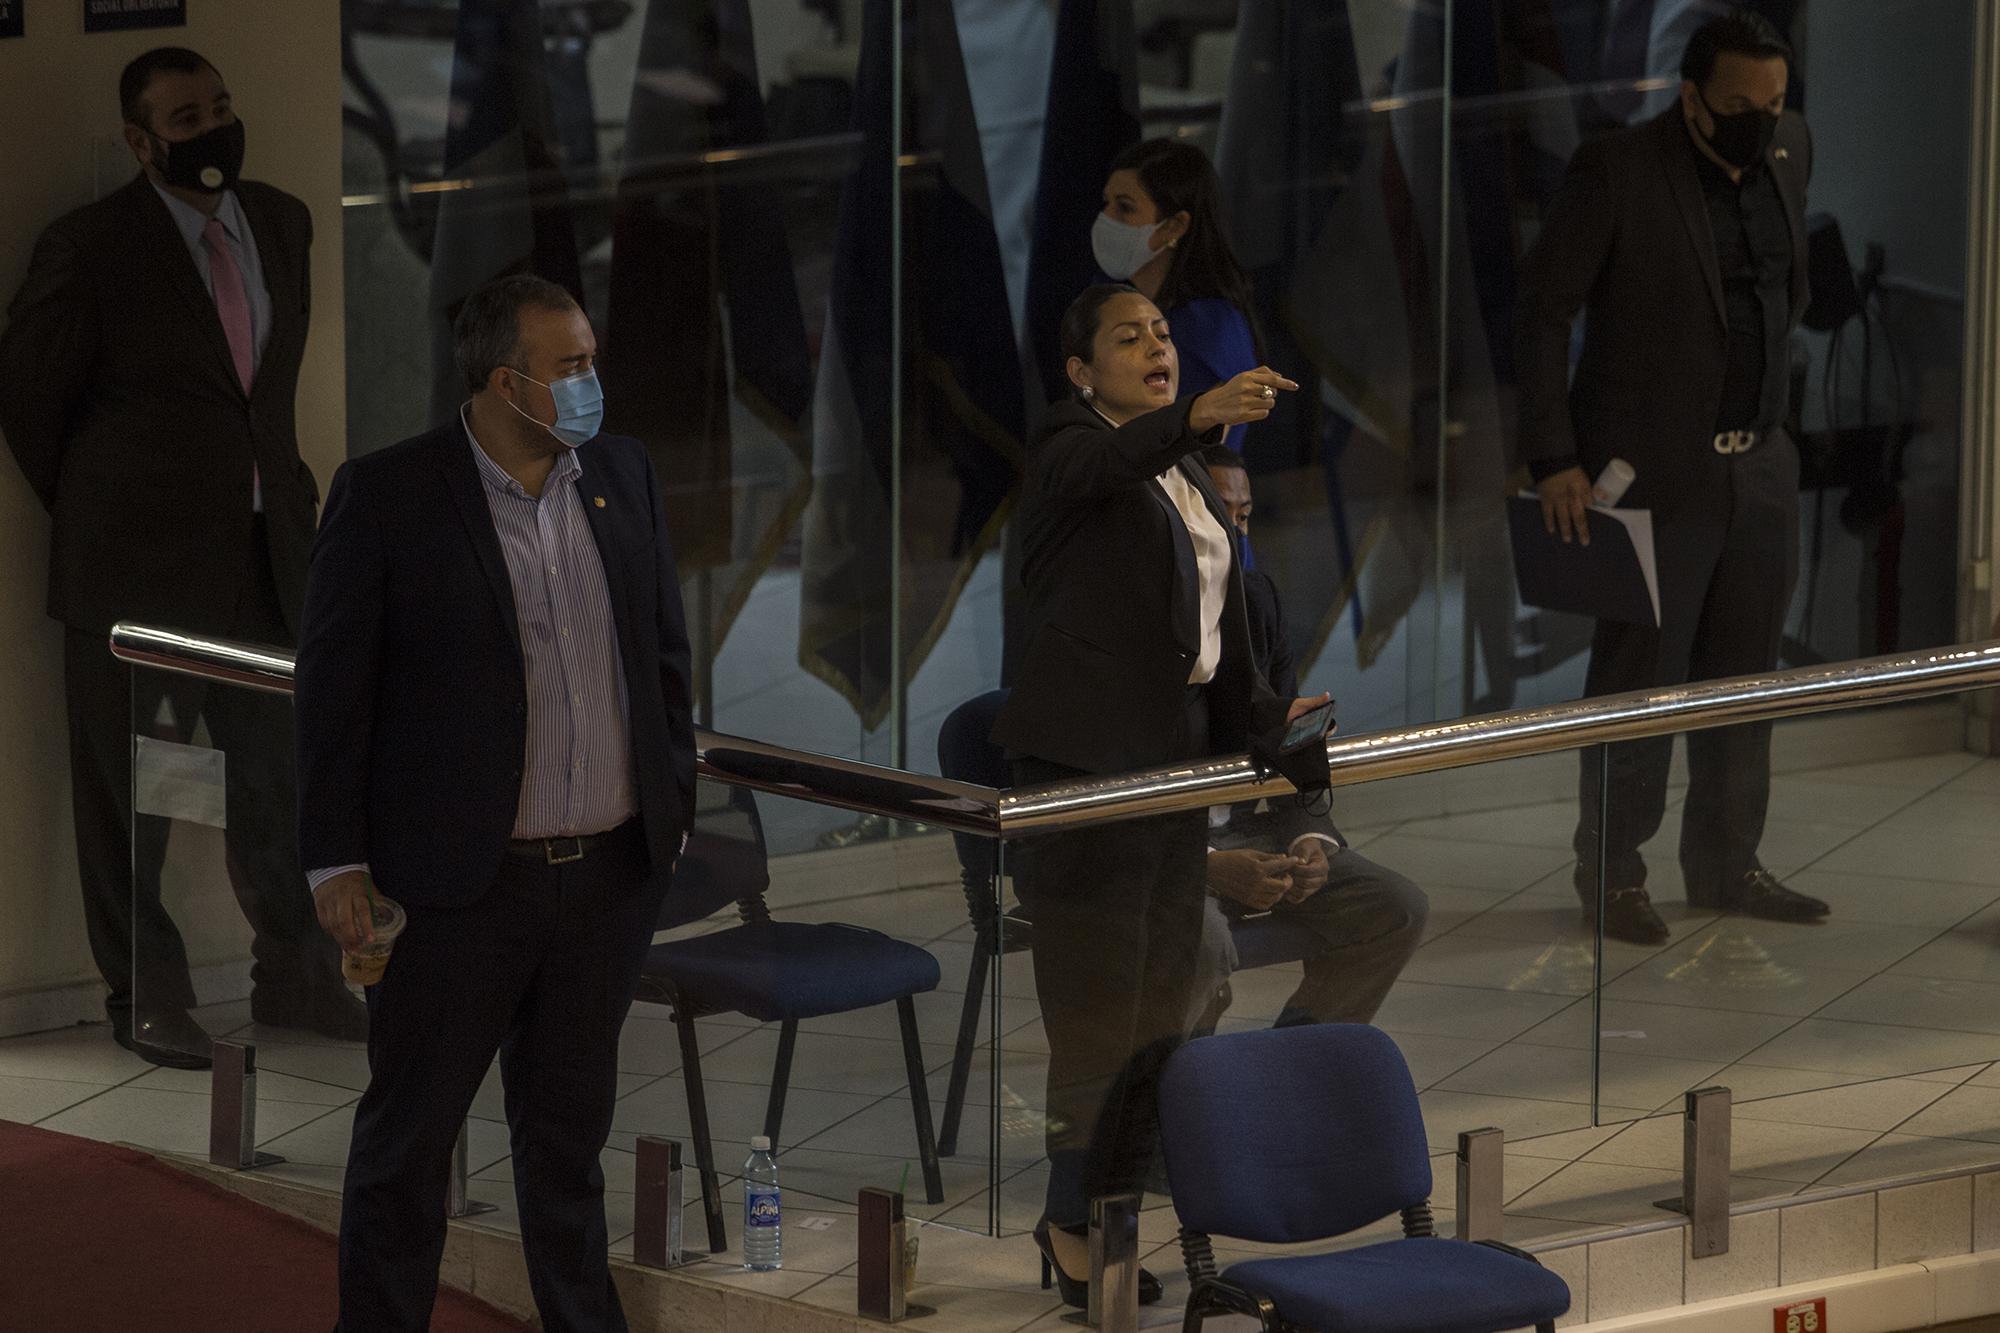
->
<box><xmin>295</xmin><ymin>275</ymin><xmax>695</xmax><ymax>1332</ymax></box>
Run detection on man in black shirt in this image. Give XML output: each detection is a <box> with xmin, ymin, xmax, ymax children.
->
<box><xmin>1517</xmin><ymin>9</ymin><xmax>1826</xmax><ymax>944</ymax></box>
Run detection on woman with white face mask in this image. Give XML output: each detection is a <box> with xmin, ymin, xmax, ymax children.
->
<box><xmin>1091</xmin><ymin>138</ymin><xmax>1264</xmax><ymax>454</ymax></box>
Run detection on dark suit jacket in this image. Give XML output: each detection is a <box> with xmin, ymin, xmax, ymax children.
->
<box><xmin>1242</xmin><ymin>566</ymin><xmax>1299</xmax><ymax>702</ymax></box>
<box><xmin>992</xmin><ymin>398</ymin><xmax>1288</xmax><ymax>775</ymax></box>
<box><xmin>0</xmin><ymin>173</ymin><xmax>319</xmax><ymax>637</ymax></box>
<box><xmin>1517</xmin><ymin>108</ymin><xmax>1811</xmax><ymax>513</ymax></box>
<box><xmin>294</xmin><ymin>424</ymin><xmax>697</xmax><ymax>909</ymax></box>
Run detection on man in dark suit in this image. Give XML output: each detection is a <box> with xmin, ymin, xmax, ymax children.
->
<box><xmin>1517</xmin><ymin>9</ymin><xmax>1827</xmax><ymax>944</ymax></box>
<box><xmin>0</xmin><ymin>47</ymin><xmax>356</xmax><ymax>1067</ymax></box>
<box><xmin>297</xmin><ymin>275</ymin><xmax>696</xmax><ymax>1333</ymax></box>
<box><xmin>1191</xmin><ymin>447</ymin><xmax>1428</xmax><ymax>1031</ymax></box>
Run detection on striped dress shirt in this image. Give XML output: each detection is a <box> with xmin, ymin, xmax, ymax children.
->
<box><xmin>306</xmin><ymin>416</ymin><xmax>634</xmax><ymax>893</ymax></box>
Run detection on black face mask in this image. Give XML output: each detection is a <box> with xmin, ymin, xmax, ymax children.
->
<box><xmin>1698</xmin><ymin>95</ymin><xmax>1778</xmax><ymax>171</ymax></box>
<box><xmin>147</xmin><ymin>118</ymin><xmax>246</xmax><ymax>193</ymax></box>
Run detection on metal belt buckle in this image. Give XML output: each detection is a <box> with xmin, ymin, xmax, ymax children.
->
<box><xmin>544</xmin><ymin>836</ymin><xmax>585</xmax><ymax>865</ymax></box>
<box><xmin>1712</xmin><ymin>429</ymin><xmax>1757</xmax><ymax>455</ymax></box>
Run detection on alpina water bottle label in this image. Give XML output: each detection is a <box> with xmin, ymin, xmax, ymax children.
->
<box><xmin>747</xmin><ymin>1190</ymin><xmax>781</xmax><ymax>1227</ymax></box>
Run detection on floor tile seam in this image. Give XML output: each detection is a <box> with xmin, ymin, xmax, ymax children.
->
<box><xmin>1508</xmin><ymin>983</ymin><xmax>1831</xmax><ymax>1037</ymax></box>
<box><xmin>26</xmin><ymin>1076</ymin><xmax>147</xmax><ymax>1127</ymax></box>
<box><xmin>1899</xmin><ymin>895</ymin><xmax>2000</xmax><ymax>948</ymax></box>
<box><xmin>1500</xmin><ymin>1119</ymin><xmax>1661</xmax><ymax>1209</ymax></box>
<box><xmin>1720</xmin><ymin>972</ymin><xmax>2000</xmax><ymax>1096</ymax></box>
<box><xmin>1798</xmin><ymin>1122</ymin><xmax>1905</xmax><ymax>1194</ymax></box>
<box><xmin>608</xmin><ymin>1072</ymin><xmax>673</xmax><ymax>1105</ymax></box>
<box><xmin>1886</xmin><ymin>960</ymin><xmax>2000</xmax><ymax>986</ymax></box>
<box><xmin>0</xmin><ymin>1069</ymin><xmax>140</xmax><ymax>1093</ymax></box>
<box><xmin>1729</xmin><ymin>1109</ymin><xmax>1993</xmax><ymax>1137</ymax></box>
<box><xmin>1727</xmin><ymin>1058</ymin><xmax>2000</xmax><ymax>1097</ymax></box>
<box><xmin>1778</xmin><ymin>897</ymin><xmax>2000</xmax><ymax>1028</ymax></box>
<box><xmin>1401</xmin><ymin>889</ymin><xmax>1528</xmax><ymax>950</ymax></box>
<box><xmin>779</xmin><ymin>1080</ymin><xmax>931</xmax><ymax>1157</ymax></box>
<box><xmin>1876</xmin><ymin>1066</ymin><xmax>2000</xmax><ymax>1144</ymax></box>
<box><xmin>1416</xmin><ymin>1031</ymin><xmax>1545</xmax><ymax>1095</ymax></box>
<box><xmin>1799</xmin><ymin>861</ymin><xmax>2000</xmax><ymax>889</ymax></box>
<box><xmin>213</xmin><ymin>1063</ymin><xmax>373</xmax><ymax>1099</ymax></box>
<box><xmin>253</xmin><ymin>1097</ymin><xmax>362</xmax><ymax>1152</ymax></box>
<box><xmin>33</xmin><ymin>1066</ymin><xmax>368</xmax><ymax>1122</ymax></box>
<box><xmin>1754</xmin><ymin>1007</ymin><xmax>2000</xmax><ymax>1041</ymax></box>
<box><xmin>1796</xmin><ymin>1131</ymin><xmax>2000</xmax><ymax>1193</ymax></box>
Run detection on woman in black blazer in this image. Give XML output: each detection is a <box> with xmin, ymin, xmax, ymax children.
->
<box><xmin>993</xmin><ymin>284</ymin><xmax>1316</xmax><ymax>1304</ymax></box>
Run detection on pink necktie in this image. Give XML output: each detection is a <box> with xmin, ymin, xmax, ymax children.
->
<box><xmin>202</xmin><ymin>217</ymin><xmax>260</xmax><ymax>508</ymax></box>
<box><xmin>203</xmin><ymin>218</ymin><xmax>255</xmax><ymax>394</ymax></box>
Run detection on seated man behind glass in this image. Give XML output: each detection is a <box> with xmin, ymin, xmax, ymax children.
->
<box><xmin>1191</xmin><ymin>447</ymin><xmax>1428</xmax><ymax>1033</ymax></box>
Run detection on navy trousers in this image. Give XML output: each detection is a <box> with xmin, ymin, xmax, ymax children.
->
<box><xmin>335</xmin><ymin>820</ymin><xmax>665</xmax><ymax>1333</ymax></box>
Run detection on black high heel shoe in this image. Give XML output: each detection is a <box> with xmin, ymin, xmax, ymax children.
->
<box><xmin>1034</xmin><ymin>1219</ymin><xmax>1088</xmax><ymax>1308</ymax></box>
<box><xmin>1033</xmin><ymin>1220</ymin><xmax>1164</xmax><ymax>1308</ymax></box>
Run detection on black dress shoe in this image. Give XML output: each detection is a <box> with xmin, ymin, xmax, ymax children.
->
<box><xmin>1034</xmin><ymin>1220</ymin><xmax>1164</xmax><ymax>1308</ymax></box>
<box><xmin>252</xmin><ymin>985</ymin><xmax>371</xmax><ymax>1042</ymax></box>
<box><xmin>1695</xmin><ymin>869</ymin><xmax>1830</xmax><ymax>923</ymax></box>
<box><xmin>111</xmin><ymin>1007</ymin><xmax>214</xmax><ymax>1069</ymax></box>
<box><xmin>1582</xmin><ymin>886</ymin><xmax>1671</xmax><ymax>945</ymax></box>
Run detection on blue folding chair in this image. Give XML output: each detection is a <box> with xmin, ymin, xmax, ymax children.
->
<box><xmin>635</xmin><ymin>784</ymin><xmax>946</xmax><ymax>1254</ymax></box>
<box><xmin>932</xmin><ymin>690</ymin><xmax>1038</xmax><ymax>1155</ymax></box>
<box><xmin>1159</xmin><ymin>1025</ymin><xmax>1570</xmax><ymax>1333</ymax></box>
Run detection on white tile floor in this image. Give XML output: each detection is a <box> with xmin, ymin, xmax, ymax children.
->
<box><xmin>6</xmin><ymin>743</ymin><xmax>2000</xmax><ymax>1332</ymax></box>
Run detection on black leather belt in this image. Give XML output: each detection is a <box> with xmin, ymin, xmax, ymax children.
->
<box><xmin>505</xmin><ymin>820</ymin><xmax>635</xmax><ymax>865</ymax></box>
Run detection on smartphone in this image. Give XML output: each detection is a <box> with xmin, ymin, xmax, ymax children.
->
<box><xmin>1278</xmin><ymin>699</ymin><xmax>1337</xmax><ymax>754</ymax></box>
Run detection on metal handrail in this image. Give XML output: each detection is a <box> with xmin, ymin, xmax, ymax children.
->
<box><xmin>109</xmin><ymin>622</ymin><xmax>2000</xmax><ymax>839</ymax></box>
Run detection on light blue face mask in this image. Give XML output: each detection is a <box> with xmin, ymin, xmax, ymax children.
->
<box><xmin>1091</xmin><ymin>212</ymin><xmax>1163</xmax><ymax>281</ymax></box>
<box><xmin>507</xmin><ymin>366</ymin><xmax>604</xmax><ymax>448</ymax></box>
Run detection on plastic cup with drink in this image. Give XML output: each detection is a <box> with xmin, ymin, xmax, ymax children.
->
<box><xmin>340</xmin><ymin>886</ymin><xmax>407</xmax><ymax>986</ymax></box>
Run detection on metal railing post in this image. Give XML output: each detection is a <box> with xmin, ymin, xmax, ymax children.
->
<box><xmin>1685</xmin><ymin>1087</ymin><xmax>1732</xmax><ymax>1258</ymax></box>
<box><xmin>632</xmin><ymin>1137</ymin><xmax>688</xmax><ymax>1268</ymax></box>
<box><xmin>1455</xmin><ymin>1127</ymin><xmax>1505</xmax><ymax>1242</ymax></box>
<box><xmin>1088</xmin><ymin>1192</ymin><xmax>1141</xmax><ymax>1333</ymax></box>
<box><xmin>857</xmin><ymin>1187</ymin><xmax>908</xmax><ymax>1323</ymax></box>
<box><xmin>208</xmin><ymin>1040</ymin><xmax>282</xmax><ymax>1170</ymax></box>
<box><xmin>1654</xmin><ymin>1085</ymin><xmax>1731</xmax><ymax>1256</ymax></box>
<box><xmin>446</xmin><ymin>1120</ymin><xmax>497</xmax><ymax>1219</ymax></box>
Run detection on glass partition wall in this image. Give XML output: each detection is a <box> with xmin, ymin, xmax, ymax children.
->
<box><xmin>125</xmin><ymin>646</ymin><xmax>2000</xmax><ymax>1259</ymax></box>
<box><xmin>299</xmin><ymin>0</ymin><xmax>2000</xmax><ymax>1263</ymax></box>
<box><xmin>339</xmin><ymin>0</ymin><xmax>1985</xmax><ymax>845</ymax></box>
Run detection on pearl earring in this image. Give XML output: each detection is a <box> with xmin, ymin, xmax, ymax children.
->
<box><xmin>1081</xmin><ymin>386</ymin><xmax>1095</xmax><ymax>400</ymax></box>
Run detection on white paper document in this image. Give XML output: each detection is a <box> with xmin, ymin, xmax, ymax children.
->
<box><xmin>133</xmin><ymin>736</ymin><xmax>228</xmax><ymax>830</ymax></box>
<box><xmin>1590</xmin><ymin>503</ymin><xmax>1661</xmax><ymax>627</ymax></box>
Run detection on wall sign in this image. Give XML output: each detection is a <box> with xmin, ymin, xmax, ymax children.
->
<box><xmin>82</xmin><ymin>0</ymin><xmax>184</xmax><ymax>32</ymax></box>
<box><xmin>0</xmin><ymin>1</ymin><xmax>23</xmax><ymax>41</ymax></box>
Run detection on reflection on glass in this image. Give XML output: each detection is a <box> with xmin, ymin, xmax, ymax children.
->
<box><xmin>328</xmin><ymin>0</ymin><xmax>1997</xmax><ymax>1252</ymax></box>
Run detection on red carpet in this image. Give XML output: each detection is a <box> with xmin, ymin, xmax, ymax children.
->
<box><xmin>0</xmin><ymin>1119</ymin><xmax>535</xmax><ymax>1331</ymax></box>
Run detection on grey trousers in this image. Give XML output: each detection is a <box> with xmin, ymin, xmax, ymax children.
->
<box><xmin>1189</xmin><ymin>841</ymin><xmax>1429</xmax><ymax>1032</ymax></box>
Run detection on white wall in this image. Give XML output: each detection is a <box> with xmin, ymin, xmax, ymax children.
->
<box><xmin>0</xmin><ymin>1</ymin><xmax>344</xmax><ymax>1014</ymax></box>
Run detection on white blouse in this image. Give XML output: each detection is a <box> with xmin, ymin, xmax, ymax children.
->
<box><xmin>1154</xmin><ymin>461</ymin><xmax>1231</xmax><ymax>685</ymax></box>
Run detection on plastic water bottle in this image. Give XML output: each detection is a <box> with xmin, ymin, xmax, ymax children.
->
<box><xmin>743</xmin><ymin>1135</ymin><xmax>781</xmax><ymax>1270</ymax></box>
<box><xmin>1593</xmin><ymin>458</ymin><xmax>1636</xmax><ymax>506</ymax></box>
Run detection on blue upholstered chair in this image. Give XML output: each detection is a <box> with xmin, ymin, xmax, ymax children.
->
<box><xmin>1158</xmin><ymin>1025</ymin><xmax>1570</xmax><ymax>1333</ymax></box>
<box><xmin>635</xmin><ymin>783</ymin><xmax>946</xmax><ymax>1254</ymax></box>
<box><xmin>932</xmin><ymin>690</ymin><xmax>1038</xmax><ymax>1154</ymax></box>
<box><xmin>932</xmin><ymin>689</ymin><xmax>1329</xmax><ymax>1156</ymax></box>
